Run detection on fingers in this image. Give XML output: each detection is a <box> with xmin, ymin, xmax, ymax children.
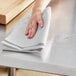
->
<box><xmin>25</xmin><ymin>20</ymin><xmax>38</xmax><ymax>39</ymax></box>
<box><xmin>37</xmin><ymin>13</ymin><xmax>44</xmax><ymax>28</ymax></box>
<box><xmin>25</xmin><ymin>11</ymin><xmax>44</xmax><ymax>39</ymax></box>
<box><xmin>25</xmin><ymin>25</ymin><xmax>29</xmax><ymax>35</ymax></box>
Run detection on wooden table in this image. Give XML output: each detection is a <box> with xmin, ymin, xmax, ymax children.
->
<box><xmin>0</xmin><ymin>0</ymin><xmax>76</xmax><ymax>76</ymax></box>
<box><xmin>0</xmin><ymin>0</ymin><xmax>34</xmax><ymax>24</ymax></box>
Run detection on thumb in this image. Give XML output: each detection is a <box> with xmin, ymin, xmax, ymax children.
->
<box><xmin>37</xmin><ymin>15</ymin><xmax>44</xmax><ymax>28</ymax></box>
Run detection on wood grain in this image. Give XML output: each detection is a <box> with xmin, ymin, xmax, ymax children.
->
<box><xmin>0</xmin><ymin>68</ymin><xmax>61</xmax><ymax>76</ymax></box>
<box><xmin>6</xmin><ymin>2</ymin><xmax>34</xmax><ymax>33</ymax></box>
<box><xmin>0</xmin><ymin>0</ymin><xmax>34</xmax><ymax>24</ymax></box>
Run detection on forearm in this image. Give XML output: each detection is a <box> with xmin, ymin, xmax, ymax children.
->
<box><xmin>33</xmin><ymin>0</ymin><xmax>51</xmax><ymax>13</ymax></box>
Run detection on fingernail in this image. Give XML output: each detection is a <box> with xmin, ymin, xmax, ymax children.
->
<box><xmin>41</xmin><ymin>25</ymin><xmax>43</xmax><ymax>28</ymax></box>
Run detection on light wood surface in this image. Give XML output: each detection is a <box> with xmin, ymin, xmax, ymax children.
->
<box><xmin>16</xmin><ymin>70</ymin><xmax>60</xmax><ymax>76</ymax></box>
<box><xmin>0</xmin><ymin>68</ymin><xmax>60</xmax><ymax>76</ymax></box>
<box><xmin>6</xmin><ymin>2</ymin><xmax>34</xmax><ymax>33</ymax></box>
<box><xmin>0</xmin><ymin>0</ymin><xmax>34</xmax><ymax>24</ymax></box>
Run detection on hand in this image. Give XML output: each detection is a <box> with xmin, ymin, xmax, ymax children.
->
<box><xmin>25</xmin><ymin>10</ymin><xmax>44</xmax><ymax>39</ymax></box>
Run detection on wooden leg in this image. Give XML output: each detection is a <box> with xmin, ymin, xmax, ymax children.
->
<box><xmin>8</xmin><ymin>68</ymin><xmax>16</xmax><ymax>76</ymax></box>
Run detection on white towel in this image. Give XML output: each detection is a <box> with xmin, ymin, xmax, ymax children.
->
<box><xmin>2</xmin><ymin>7</ymin><xmax>51</xmax><ymax>53</ymax></box>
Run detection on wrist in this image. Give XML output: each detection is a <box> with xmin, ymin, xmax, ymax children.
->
<box><xmin>33</xmin><ymin>8</ymin><xmax>42</xmax><ymax>13</ymax></box>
